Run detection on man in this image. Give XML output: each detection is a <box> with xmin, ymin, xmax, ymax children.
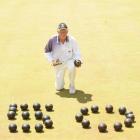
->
<box><xmin>44</xmin><ymin>23</ymin><xmax>82</xmax><ymax>94</ymax></box>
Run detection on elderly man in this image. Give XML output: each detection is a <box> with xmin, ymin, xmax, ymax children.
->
<box><xmin>44</xmin><ymin>23</ymin><xmax>82</xmax><ymax>94</ymax></box>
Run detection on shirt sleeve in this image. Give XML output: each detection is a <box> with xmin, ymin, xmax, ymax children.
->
<box><xmin>44</xmin><ymin>39</ymin><xmax>53</xmax><ymax>62</ymax></box>
<box><xmin>72</xmin><ymin>38</ymin><xmax>82</xmax><ymax>62</ymax></box>
<box><xmin>44</xmin><ymin>52</ymin><xmax>53</xmax><ymax>62</ymax></box>
<box><xmin>44</xmin><ymin>38</ymin><xmax>53</xmax><ymax>53</ymax></box>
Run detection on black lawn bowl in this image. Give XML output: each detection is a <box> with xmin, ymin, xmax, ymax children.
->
<box><xmin>35</xmin><ymin>111</ymin><xmax>43</xmax><ymax>120</ymax></box>
<box><xmin>44</xmin><ymin>119</ymin><xmax>53</xmax><ymax>128</ymax></box>
<box><xmin>75</xmin><ymin>113</ymin><xmax>83</xmax><ymax>122</ymax></box>
<box><xmin>126</xmin><ymin>113</ymin><xmax>135</xmax><ymax>122</ymax></box>
<box><xmin>22</xmin><ymin>111</ymin><xmax>30</xmax><ymax>120</ymax></box>
<box><xmin>105</xmin><ymin>104</ymin><xmax>113</xmax><ymax>113</ymax></box>
<box><xmin>125</xmin><ymin>111</ymin><xmax>133</xmax><ymax>117</ymax></box>
<box><xmin>91</xmin><ymin>105</ymin><xmax>99</xmax><ymax>113</ymax></box>
<box><xmin>7</xmin><ymin>111</ymin><xmax>16</xmax><ymax>120</ymax></box>
<box><xmin>9</xmin><ymin>123</ymin><xmax>17</xmax><ymax>133</ymax></box>
<box><xmin>33</xmin><ymin>103</ymin><xmax>41</xmax><ymax>111</ymax></box>
<box><xmin>118</xmin><ymin>106</ymin><xmax>127</xmax><ymax>115</ymax></box>
<box><xmin>124</xmin><ymin>118</ymin><xmax>133</xmax><ymax>128</ymax></box>
<box><xmin>45</xmin><ymin>104</ymin><xmax>53</xmax><ymax>111</ymax></box>
<box><xmin>9</xmin><ymin>104</ymin><xmax>17</xmax><ymax>109</ymax></box>
<box><xmin>35</xmin><ymin>123</ymin><xmax>43</xmax><ymax>133</ymax></box>
<box><xmin>98</xmin><ymin>123</ymin><xmax>107</xmax><ymax>133</ymax></box>
<box><xmin>114</xmin><ymin>122</ymin><xmax>123</xmax><ymax>132</ymax></box>
<box><xmin>22</xmin><ymin>124</ymin><xmax>30</xmax><ymax>133</ymax></box>
<box><xmin>9</xmin><ymin>106</ymin><xmax>17</xmax><ymax>112</ymax></box>
<box><xmin>80</xmin><ymin>107</ymin><xmax>88</xmax><ymax>115</ymax></box>
<box><xmin>42</xmin><ymin>115</ymin><xmax>51</xmax><ymax>123</ymax></box>
<box><xmin>82</xmin><ymin>119</ymin><xmax>90</xmax><ymax>129</ymax></box>
<box><xmin>20</xmin><ymin>104</ymin><xmax>28</xmax><ymax>111</ymax></box>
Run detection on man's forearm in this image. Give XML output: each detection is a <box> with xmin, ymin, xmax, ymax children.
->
<box><xmin>44</xmin><ymin>52</ymin><xmax>53</xmax><ymax>62</ymax></box>
<box><xmin>73</xmin><ymin>52</ymin><xmax>81</xmax><ymax>61</ymax></box>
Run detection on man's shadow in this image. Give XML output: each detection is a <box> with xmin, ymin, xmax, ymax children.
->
<box><xmin>56</xmin><ymin>89</ymin><xmax>93</xmax><ymax>103</ymax></box>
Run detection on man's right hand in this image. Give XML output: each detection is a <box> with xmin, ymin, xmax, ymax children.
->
<box><xmin>52</xmin><ymin>59</ymin><xmax>62</xmax><ymax>66</ymax></box>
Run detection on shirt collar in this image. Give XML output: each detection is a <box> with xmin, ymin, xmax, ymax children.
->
<box><xmin>57</xmin><ymin>35</ymin><xmax>69</xmax><ymax>44</ymax></box>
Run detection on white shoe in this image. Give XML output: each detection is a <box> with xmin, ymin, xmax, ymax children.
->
<box><xmin>69</xmin><ymin>85</ymin><xmax>76</xmax><ymax>94</ymax></box>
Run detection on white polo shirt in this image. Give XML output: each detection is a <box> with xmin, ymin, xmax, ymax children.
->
<box><xmin>44</xmin><ymin>35</ymin><xmax>81</xmax><ymax>63</ymax></box>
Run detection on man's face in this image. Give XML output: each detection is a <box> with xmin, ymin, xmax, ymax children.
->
<box><xmin>58</xmin><ymin>29</ymin><xmax>68</xmax><ymax>40</ymax></box>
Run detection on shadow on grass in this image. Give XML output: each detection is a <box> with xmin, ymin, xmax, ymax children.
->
<box><xmin>45</xmin><ymin>126</ymin><xmax>55</xmax><ymax>129</ymax></box>
<box><xmin>23</xmin><ymin>130</ymin><xmax>32</xmax><ymax>133</ymax></box>
<box><xmin>22</xmin><ymin>118</ymin><xmax>31</xmax><ymax>121</ymax></box>
<box><xmin>106</xmin><ymin>112</ymin><xmax>115</xmax><ymax>114</ymax></box>
<box><xmin>36</xmin><ymin>130</ymin><xmax>44</xmax><ymax>133</ymax></box>
<box><xmin>115</xmin><ymin>129</ymin><xmax>124</xmax><ymax>132</ymax></box>
<box><xmin>56</xmin><ymin>89</ymin><xmax>93</xmax><ymax>103</ymax></box>
<box><xmin>82</xmin><ymin>126</ymin><xmax>92</xmax><ymax>129</ymax></box>
<box><xmin>92</xmin><ymin>112</ymin><xmax>100</xmax><ymax>114</ymax></box>
<box><xmin>99</xmin><ymin>130</ymin><xmax>108</xmax><ymax>133</ymax></box>
<box><xmin>127</xmin><ymin>125</ymin><xmax>134</xmax><ymax>128</ymax></box>
<box><xmin>10</xmin><ymin>130</ymin><xmax>18</xmax><ymax>133</ymax></box>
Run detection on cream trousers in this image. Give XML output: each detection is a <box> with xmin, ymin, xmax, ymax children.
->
<box><xmin>54</xmin><ymin>59</ymin><xmax>76</xmax><ymax>90</ymax></box>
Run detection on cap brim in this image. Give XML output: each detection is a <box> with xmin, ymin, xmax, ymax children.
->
<box><xmin>58</xmin><ymin>28</ymin><xmax>67</xmax><ymax>31</ymax></box>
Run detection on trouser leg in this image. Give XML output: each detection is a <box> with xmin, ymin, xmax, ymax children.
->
<box><xmin>67</xmin><ymin>60</ymin><xmax>76</xmax><ymax>87</ymax></box>
<box><xmin>54</xmin><ymin>65</ymin><xmax>66</xmax><ymax>90</ymax></box>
